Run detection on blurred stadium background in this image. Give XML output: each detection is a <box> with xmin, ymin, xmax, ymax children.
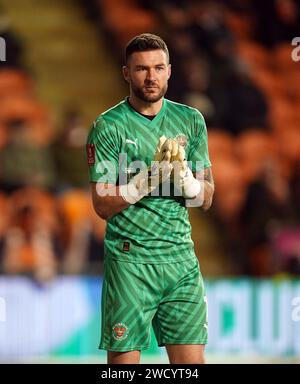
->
<box><xmin>0</xmin><ymin>0</ymin><xmax>300</xmax><ymax>363</ymax></box>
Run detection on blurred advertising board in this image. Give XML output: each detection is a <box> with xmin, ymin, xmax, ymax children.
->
<box><xmin>0</xmin><ymin>277</ymin><xmax>300</xmax><ymax>360</ymax></box>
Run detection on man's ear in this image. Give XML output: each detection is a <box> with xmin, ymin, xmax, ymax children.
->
<box><xmin>122</xmin><ymin>66</ymin><xmax>130</xmax><ymax>83</ymax></box>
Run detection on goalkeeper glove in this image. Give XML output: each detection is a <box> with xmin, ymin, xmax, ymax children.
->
<box><xmin>168</xmin><ymin>139</ymin><xmax>202</xmax><ymax>199</ymax></box>
<box><xmin>120</xmin><ymin>136</ymin><xmax>173</xmax><ymax>204</ymax></box>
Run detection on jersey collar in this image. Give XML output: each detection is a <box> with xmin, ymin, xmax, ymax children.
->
<box><xmin>125</xmin><ymin>96</ymin><xmax>166</xmax><ymax>126</ymax></box>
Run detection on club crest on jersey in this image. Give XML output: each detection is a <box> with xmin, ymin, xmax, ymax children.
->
<box><xmin>175</xmin><ymin>134</ymin><xmax>188</xmax><ymax>148</ymax></box>
<box><xmin>112</xmin><ymin>323</ymin><xmax>129</xmax><ymax>341</ymax></box>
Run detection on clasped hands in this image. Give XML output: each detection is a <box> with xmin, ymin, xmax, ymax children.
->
<box><xmin>120</xmin><ymin>136</ymin><xmax>201</xmax><ymax>204</ymax></box>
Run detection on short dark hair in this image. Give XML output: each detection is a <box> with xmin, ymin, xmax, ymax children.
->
<box><xmin>125</xmin><ymin>33</ymin><xmax>169</xmax><ymax>64</ymax></box>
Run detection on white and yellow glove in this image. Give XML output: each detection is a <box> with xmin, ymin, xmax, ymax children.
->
<box><xmin>120</xmin><ymin>136</ymin><xmax>173</xmax><ymax>204</ymax></box>
<box><xmin>168</xmin><ymin>138</ymin><xmax>202</xmax><ymax>199</ymax></box>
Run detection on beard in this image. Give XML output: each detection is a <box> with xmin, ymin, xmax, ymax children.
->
<box><xmin>131</xmin><ymin>81</ymin><xmax>168</xmax><ymax>103</ymax></box>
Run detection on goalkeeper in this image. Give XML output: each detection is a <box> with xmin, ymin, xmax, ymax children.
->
<box><xmin>87</xmin><ymin>33</ymin><xmax>214</xmax><ymax>364</ymax></box>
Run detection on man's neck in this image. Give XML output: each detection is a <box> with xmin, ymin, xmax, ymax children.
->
<box><xmin>128</xmin><ymin>94</ymin><xmax>163</xmax><ymax>116</ymax></box>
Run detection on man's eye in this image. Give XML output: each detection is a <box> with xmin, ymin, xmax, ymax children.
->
<box><xmin>156</xmin><ymin>67</ymin><xmax>164</xmax><ymax>71</ymax></box>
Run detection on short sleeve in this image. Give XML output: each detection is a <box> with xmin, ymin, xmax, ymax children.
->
<box><xmin>188</xmin><ymin>110</ymin><xmax>211</xmax><ymax>173</ymax></box>
<box><xmin>86</xmin><ymin>117</ymin><xmax>120</xmax><ymax>184</ymax></box>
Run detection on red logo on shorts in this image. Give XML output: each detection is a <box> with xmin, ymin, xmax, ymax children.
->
<box><xmin>112</xmin><ymin>323</ymin><xmax>128</xmax><ymax>341</ymax></box>
<box><xmin>86</xmin><ymin>144</ymin><xmax>95</xmax><ymax>166</ymax></box>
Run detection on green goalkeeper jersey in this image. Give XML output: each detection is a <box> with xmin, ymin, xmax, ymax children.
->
<box><xmin>87</xmin><ymin>97</ymin><xmax>211</xmax><ymax>263</ymax></box>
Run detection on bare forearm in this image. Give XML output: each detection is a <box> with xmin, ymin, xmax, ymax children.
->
<box><xmin>202</xmin><ymin>180</ymin><xmax>214</xmax><ymax>211</ymax></box>
<box><xmin>194</xmin><ymin>167</ymin><xmax>214</xmax><ymax>211</ymax></box>
<box><xmin>91</xmin><ymin>183</ymin><xmax>130</xmax><ymax>220</ymax></box>
<box><xmin>202</xmin><ymin>166</ymin><xmax>214</xmax><ymax>210</ymax></box>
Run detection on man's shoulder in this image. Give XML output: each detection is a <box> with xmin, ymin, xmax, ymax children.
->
<box><xmin>94</xmin><ymin>99</ymin><xmax>128</xmax><ymax>126</ymax></box>
<box><xmin>88</xmin><ymin>101</ymin><xmax>126</xmax><ymax>142</ymax></box>
<box><xmin>165</xmin><ymin>98</ymin><xmax>204</xmax><ymax>120</ymax></box>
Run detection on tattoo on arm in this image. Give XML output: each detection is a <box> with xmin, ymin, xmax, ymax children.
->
<box><xmin>192</xmin><ymin>168</ymin><xmax>214</xmax><ymax>210</ymax></box>
<box><xmin>204</xmin><ymin>168</ymin><xmax>214</xmax><ymax>184</ymax></box>
<box><xmin>202</xmin><ymin>168</ymin><xmax>214</xmax><ymax>211</ymax></box>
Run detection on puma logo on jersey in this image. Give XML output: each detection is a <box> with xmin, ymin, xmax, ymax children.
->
<box><xmin>125</xmin><ymin>138</ymin><xmax>138</xmax><ymax>148</ymax></box>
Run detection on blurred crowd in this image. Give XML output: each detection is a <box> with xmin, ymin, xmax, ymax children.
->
<box><xmin>0</xmin><ymin>106</ymin><xmax>106</xmax><ymax>281</ymax></box>
<box><xmin>0</xmin><ymin>0</ymin><xmax>300</xmax><ymax>279</ymax></box>
<box><xmin>0</xmin><ymin>10</ymin><xmax>105</xmax><ymax>282</ymax></box>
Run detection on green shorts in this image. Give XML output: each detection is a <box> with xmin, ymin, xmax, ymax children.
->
<box><xmin>99</xmin><ymin>255</ymin><xmax>208</xmax><ymax>351</ymax></box>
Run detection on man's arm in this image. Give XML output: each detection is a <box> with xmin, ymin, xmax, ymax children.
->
<box><xmin>90</xmin><ymin>136</ymin><xmax>174</xmax><ymax>221</ymax></box>
<box><xmin>90</xmin><ymin>182</ymin><xmax>130</xmax><ymax>221</ymax></box>
<box><xmin>199</xmin><ymin>167</ymin><xmax>214</xmax><ymax>211</ymax></box>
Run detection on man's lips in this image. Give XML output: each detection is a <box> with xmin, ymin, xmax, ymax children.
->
<box><xmin>144</xmin><ymin>85</ymin><xmax>159</xmax><ymax>90</ymax></box>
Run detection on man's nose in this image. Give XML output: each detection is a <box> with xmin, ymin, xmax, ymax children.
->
<box><xmin>146</xmin><ymin>69</ymin><xmax>156</xmax><ymax>81</ymax></box>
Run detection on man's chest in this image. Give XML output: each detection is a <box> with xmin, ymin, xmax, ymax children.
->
<box><xmin>118</xmin><ymin>118</ymin><xmax>193</xmax><ymax>166</ymax></box>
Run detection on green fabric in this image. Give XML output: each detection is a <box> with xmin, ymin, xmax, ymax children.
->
<box><xmin>100</xmin><ymin>256</ymin><xmax>208</xmax><ymax>351</ymax></box>
<box><xmin>86</xmin><ymin>97</ymin><xmax>211</xmax><ymax>263</ymax></box>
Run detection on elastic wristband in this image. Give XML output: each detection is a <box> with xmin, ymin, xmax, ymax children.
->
<box><xmin>119</xmin><ymin>183</ymin><xmax>140</xmax><ymax>204</ymax></box>
<box><xmin>183</xmin><ymin>177</ymin><xmax>201</xmax><ymax>198</ymax></box>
